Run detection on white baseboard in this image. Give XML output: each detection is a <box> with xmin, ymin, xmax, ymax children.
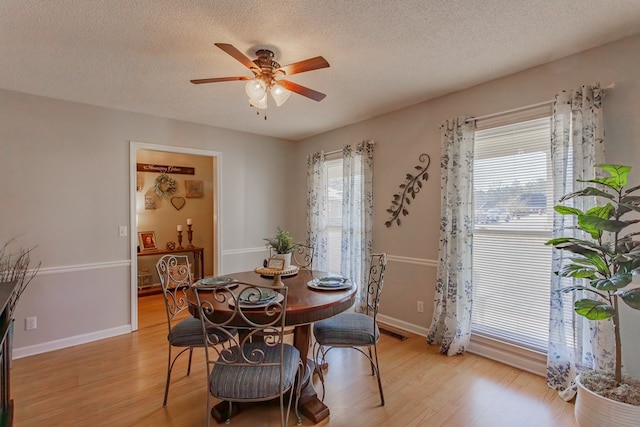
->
<box><xmin>468</xmin><ymin>334</ymin><xmax>546</xmax><ymax>377</ymax></box>
<box><xmin>377</xmin><ymin>314</ymin><xmax>428</xmax><ymax>337</ymax></box>
<box><xmin>13</xmin><ymin>325</ymin><xmax>132</xmax><ymax>359</ymax></box>
<box><xmin>375</xmin><ymin>314</ymin><xmax>546</xmax><ymax>378</ymax></box>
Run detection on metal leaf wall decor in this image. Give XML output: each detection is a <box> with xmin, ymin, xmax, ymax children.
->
<box><xmin>385</xmin><ymin>153</ymin><xmax>431</xmax><ymax>228</ymax></box>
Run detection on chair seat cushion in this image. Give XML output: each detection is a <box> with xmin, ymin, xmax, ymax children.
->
<box><xmin>313</xmin><ymin>312</ymin><xmax>379</xmax><ymax>346</ymax></box>
<box><xmin>210</xmin><ymin>341</ymin><xmax>300</xmax><ymax>400</ymax></box>
<box><xmin>169</xmin><ymin>316</ymin><xmax>236</xmax><ymax>347</ymax></box>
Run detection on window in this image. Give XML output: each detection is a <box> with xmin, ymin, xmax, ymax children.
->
<box><xmin>471</xmin><ymin>114</ymin><xmax>561</xmax><ymax>353</ymax></box>
<box><xmin>325</xmin><ymin>158</ymin><xmax>343</xmax><ymax>274</ymax></box>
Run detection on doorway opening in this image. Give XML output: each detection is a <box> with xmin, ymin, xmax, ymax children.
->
<box><xmin>129</xmin><ymin>142</ymin><xmax>221</xmax><ymax>331</ymax></box>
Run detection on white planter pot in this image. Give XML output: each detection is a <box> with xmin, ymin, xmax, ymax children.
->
<box><xmin>273</xmin><ymin>252</ymin><xmax>292</xmax><ymax>268</ymax></box>
<box><xmin>575</xmin><ymin>375</ymin><xmax>640</xmax><ymax>427</ymax></box>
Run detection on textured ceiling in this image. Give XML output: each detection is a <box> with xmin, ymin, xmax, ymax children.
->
<box><xmin>2</xmin><ymin>0</ymin><xmax>640</xmax><ymax>141</ymax></box>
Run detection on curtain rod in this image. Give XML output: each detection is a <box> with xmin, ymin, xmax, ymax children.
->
<box><xmin>465</xmin><ymin>83</ymin><xmax>614</xmax><ymax>124</ymax></box>
<box><xmin>322</xmin><ymin>140</ymin><xmax>376</xmax><ymax>156</ymax></box>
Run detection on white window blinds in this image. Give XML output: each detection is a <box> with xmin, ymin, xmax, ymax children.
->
<box><xmin>472</xmin><ymin>116</ymin><xmax>556</xmax><ymax>352</ymax></box>
<box><xmin>325</xmin><ymin>159</ymin><xmax>343</xmax><ymax>274</ymax></box>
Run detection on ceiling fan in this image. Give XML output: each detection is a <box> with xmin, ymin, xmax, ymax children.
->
<box><xmin>191</xmin><ymin>43</ymin><xmax>330</xmax><ymax>116</ymax></box>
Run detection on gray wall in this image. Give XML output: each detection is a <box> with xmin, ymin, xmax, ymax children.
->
<box><xmin>1</xmin><ymin>90</ymin><xmax>294</xmax><ymax>354</ymax></box>
<box><xmin>292</xmin><ymin>34</ymin><xmax>640</xmax><ymax>377</ymax></box>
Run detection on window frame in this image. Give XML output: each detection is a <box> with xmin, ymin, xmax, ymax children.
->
<box><xmin>467</xmin><ymin>106</ymin><xmax>556</xmax><ymax>376</ymax></box>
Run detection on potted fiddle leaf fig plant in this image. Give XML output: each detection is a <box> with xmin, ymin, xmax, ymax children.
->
<box><xmin>264</xmin><ymin>227</ymin><xmax>300</xmax><ymax>268</ymax></box>
<box><xmin>545</xmin><ymin>164</ymin><xmax>640</xmax><ymax>426</ymax></box>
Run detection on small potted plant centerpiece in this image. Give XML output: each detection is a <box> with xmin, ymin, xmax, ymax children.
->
<box><xmin>546</xmin><ymin>164</ymin><xmax>640</xmax><ymax>426</ymax></box>
<box><xmin>264</xmin><ymin>227</ymin><xmax>300</xmax><ymax>269</ymax></box>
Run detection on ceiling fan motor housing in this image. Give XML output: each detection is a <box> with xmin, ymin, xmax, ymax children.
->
<box><xmin>253</xmin><ymin>49</ymin><xmax>282</xmax><ymax>83</ymax></box>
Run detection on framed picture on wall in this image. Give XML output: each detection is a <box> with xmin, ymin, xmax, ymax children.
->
<box><xmin>185</xmin><ymin>180</ymin><xmax>203</xmax><ymax>198</ymax></box>
<box><xmin>138</xmin><ymin>231</ymin><xmax>158</xmax><ymax>251</ymax></box>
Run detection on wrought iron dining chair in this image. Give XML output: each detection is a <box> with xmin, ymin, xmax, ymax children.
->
<box><xmin>268</xmin><ymin>242</ymin><xmax>314</xmax><ymax>270</ymax></box>
<box><xmin>292</xmin><ymin>243</ymin><xmax>314</xmax><ymax>270</ymax></box>
<box><xmin>192</xmin><ymin>281</ymin><xmax>304</xmax><ymax>427</ymax></box>
<box><xmin>312</xmin><ymin>253</ymin><xmax>387</xmax><ymax>405</ymax></box>
<box><xmin>155</xmin><ymin>255</ymin><xmax>236</xmax><ymax>407</ymax></box>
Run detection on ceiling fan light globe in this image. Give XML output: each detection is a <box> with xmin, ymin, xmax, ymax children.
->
<box><xmin>271</xmin><ymin>84</ymin><xmax>291</xmax><ymax>106</ymax></box>
<box><xmin>249</xmin><ymin>93</ymin><xmax>268</xmax><ymax>109</ymax></box>
<box><xmin>245</xmin><ymin>79</ymin><xmax>267</xmax><ymax>101</ymax></box>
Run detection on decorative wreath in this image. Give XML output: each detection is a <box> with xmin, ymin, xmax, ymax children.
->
<box><xmin>153</xmin><ymin>173</ymin><xmax>177</xmax><ymax>198</ymax></box>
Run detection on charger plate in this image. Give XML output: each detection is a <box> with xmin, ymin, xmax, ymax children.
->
<box><xmin>194</xmin><ymin>276</ymin><xmax>238</xmax><ymax>289</ymax></box>
<box><xmin>307</xmin><ymin>276</ymin><xmax>352</xmax><ymax>291</ymax></box>
<box><xmin>229</xmin><ymin>291</ymin><xmax>285</xmax><ymax>308</ymax></box>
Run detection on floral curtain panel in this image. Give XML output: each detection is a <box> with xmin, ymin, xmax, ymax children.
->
<box><xmin>547</xmin><ymin>84</ymin><xmax>613</xmax><ymax>400</ymax></box>
<box><xmin>307</xmin><ymin>151</ymin><xmax>329</xmax><ymax>272</ymax></box>
<box><xmin>341</xmin><ymin>141</ymin><xmax>374</xmax><ymax>312</ymax></box>
<box><xmin>426</xmin><ymin>118</ymin><xmax>475</xmax><ymax>355</ymax></box>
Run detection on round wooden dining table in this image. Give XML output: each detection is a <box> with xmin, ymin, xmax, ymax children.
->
<box><xmin>187</xmin><ymin>268</ymin><xmax>357</xmax><ymax>424</ymax></box>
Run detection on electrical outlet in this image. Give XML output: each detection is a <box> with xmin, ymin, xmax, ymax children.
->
<box><xmin>26</xmin><ymin>316</ymin><xmax>37</xmax><ymax>330</ymax></box>
<box><xmin>417</xmin><ymin>301</ymin><xmax>424</xmax><ymax>313</ymax></box>
<box><xmin>119</xmin><ymin>225</ymin><xmax>128</xmax><ymax>237</ymax></box>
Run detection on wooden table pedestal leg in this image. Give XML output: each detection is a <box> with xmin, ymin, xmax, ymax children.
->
<box><xmin>294</xmin><ymin>325</ymin><xmax>330</xmax><ymax>423</ymax></box>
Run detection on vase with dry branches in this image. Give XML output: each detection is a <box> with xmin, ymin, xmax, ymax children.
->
<box><xmin>0</xmin><ymin>238</ymin><xmax>41</xmax><ymax>317</ymax></box>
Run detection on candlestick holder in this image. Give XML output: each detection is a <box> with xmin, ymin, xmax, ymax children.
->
<box><xmin>176</xmin><ymin>231</ymin><xmax>184</xmax><ymax>250</ymax></box>
<box><xmin>187</xmin><ymin>224</ymin><xmax>194</xmax><ymax>249</ymax></box>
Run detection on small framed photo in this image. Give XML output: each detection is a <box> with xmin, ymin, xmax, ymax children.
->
<box><xmin>185</xmin><ymin>180</ymin><xmax>204</xmax><ymax>198</ymax></box>
<box><xmin>138</xmin><ymin>231</ymin><xmax>158</xmax><ymax>251</ymax></box>
<box><xmin>267</xmin><ymin>257</ymin><xmax>285</xmax><ymax>270</ymax></box>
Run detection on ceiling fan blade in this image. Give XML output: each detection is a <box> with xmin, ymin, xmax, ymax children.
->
<box><xmin>278</xmin><ymin>80</ymin><xmax>326</xmax><ymax>102</ymax></box>
<box><xmin>278</xmin><ymin>56</ymin><xmax>330</xmax><ymax>76</ymax></box>
<box><xmin>215</xmin><ymin>43</ymin><xmax>258</xmax><ymax>70</ymax></box>
<box><xmin>190</xmin><ymin>76</ymin><xmax>250</xmax><ymax>84</ymax></box>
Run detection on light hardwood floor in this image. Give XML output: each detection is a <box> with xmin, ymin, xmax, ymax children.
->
<box><xmin>12</xmin><ymin>294</ymin><xmax>577</xmax><ymax>426</ymax></box>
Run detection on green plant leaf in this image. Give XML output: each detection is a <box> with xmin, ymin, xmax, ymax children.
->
<box><xmin>616</xmin><ymin>204</ymin><xmax>634</xmax><ymax>216</ymax></box>
<box><xmin>547</xmin><ymin>238</ymin><xmax>605</xmax><ymax>258</ymax></box>
<box><xmin>579</xmin><ymin>252</ymin><xmax>610</xmax><ymax>276</ymax></box>
<box><xmin>559</xmin><ymin>285</ymin><xmax>609</xmax><ymax>301</ymax></box>
<box><xmin>621</xmin><ymin>195</ymin><xmax>640</xmax><ymax>205</ymax></box>
<box><xmin>578</xmin><ymin>214</ymin><xmax>628</xmax><ymax>237</ymax></box>
<box><xmin>591</xmin><ymin>273</ymin><xmax>632</xmax><ymax>290</ymax></box>
<box><xmin>557</xmin><ymin>263</ymin><xmax>597</xmax><ymax>279</ymax></box>
<box><xmin>595</xmin><ymin>164</ymin><xmax>630</xmax><ymax>189</ymax></box>
<box><xmin>554</xmin><ymin>205</ymin><xmax>583</xmax><ymax>216</ymax></box>
<box><xmin>582</xmin><ymin>170</ymin><xmax>626</xmax><ymax>190</ymax></box>
<box><xmin>574</xmin><ymin>299</ymin><xmax>614</xmax><ymax>320</ymax></box>
<box><xmin>624</xmin><ymin>183</ymin><xmax>640</xmax><ymax>195</ymax></box>
<box><xmin>546</xmin><ymin>237</ymin><xmax>598</xmax><ymax>248</ymax></box>
<box><xmin>560</xmin><ymin>186</ymin><xmax>615</xmax><ymax>202</ymax></box>
<box><xmin>617</xmin><ymin>288</ymin><xmax>640</xmax><ymax>310</ymax></box>
<box><xmin>545</xmin><ymin>237</ymin><xmax>573</xmax><ymax>246</ymax></box>
<box><xmin>559</xmin><ymin>285</ymin><xmax>593</xmax><ymax>293</ymax></box>
<box><xmin>585</xmin><ymin>204</ymin><xmax>615</xmax><ymax>219</ymax></box>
